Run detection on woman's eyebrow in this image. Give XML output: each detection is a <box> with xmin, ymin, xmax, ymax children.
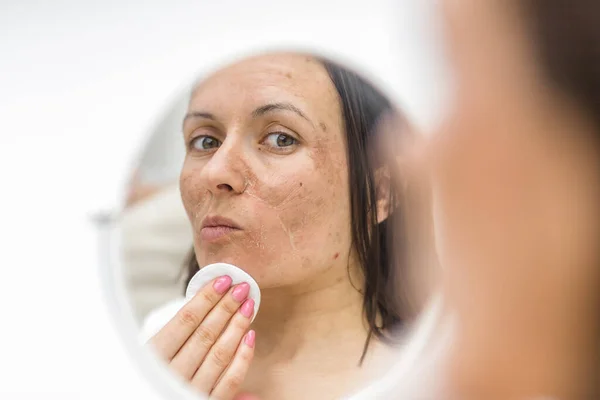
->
<box><xmin>252</xmin><ymin>103</ymin><xmax>315</xmax><ymax>126</ymax></box>
<box><xmin>183</xmin><ymin>111</ymin><xmax>216</xmax><ymax>122</ymax></box>
<box><xmin>182</xmin><ymin>104</ymin><xmax>315</xmax><ymax>129</ymax></box>
<box><xmin>182</xmin><ymin>111</ymin><xmax>217</xmax><ymax>131</ymax></box>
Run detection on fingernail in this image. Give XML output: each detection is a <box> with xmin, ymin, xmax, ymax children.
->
<box><xmin>244</xmin><ymin>330</ymin><xmax>256</xmax><ymax>348</ymax></box>
<box><xmin>213</xmin><ymin>275</ymin><xmax>232</xmax><ymax>294</ymax></box>
<box><xmin>239</xmin><ymin>298</ymin><xmax>255</xmax><ymax>318</ymax></box>
<box><xmin>232</xmin><ymin>282</ymin><xmax>250</xmax><ymax>302</ymax></box>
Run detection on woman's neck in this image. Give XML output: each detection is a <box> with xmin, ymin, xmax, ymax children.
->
<box><xmin>251</xmin><ymin>265</ymin><xmax>369</xmax><ymax>365</ymax></box>
<box><xmin>243</xmin><ymin>264</ymin><xmax>395</xmax><ymax>400</ymax></box>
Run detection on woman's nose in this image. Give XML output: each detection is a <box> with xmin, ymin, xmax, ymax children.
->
<box><xmin>201</xmin><ymin>141</ymin><xmax>247</xmax><ymax>195</ymax></box>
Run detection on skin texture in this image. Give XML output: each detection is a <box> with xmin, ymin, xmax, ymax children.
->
<box><xmin>149</xmin><ymin>53</ymin><xmax>394</xmax><ymax>400</ymax></box>
<box><xmin>427</xmin><ymin>0</ymin><xmax>600</xmax><ymax>397</ymax></box>
<box><xmin>180</xmin><ymin>53</ymin><xmax>352</xmax><ymax>291</ymax></box>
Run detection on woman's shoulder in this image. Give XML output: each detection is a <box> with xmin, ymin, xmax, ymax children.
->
<box><xmin>139</xmin><ymin>297</ymin><xmax>189</xmax><ymax>343</ymax></box>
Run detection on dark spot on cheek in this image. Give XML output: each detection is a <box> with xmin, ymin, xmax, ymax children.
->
<box><xmin>334</xmin><ymin>252</ymin><xmax>339</xmax><ymax>259</ymax></box>
<box><xmin>299</xmin><ymin>182</ymin><xmax>303</xmax><ymax>187</ymax></box>
<box><xmin>319</xmin><ymin>122</ymin><xmax>327</xmax><ymax>132</ymax></box>
<box><xmin>286</xmin><ymin>72</ymin><xmax>292</xmax><ymax>79</ymax></box>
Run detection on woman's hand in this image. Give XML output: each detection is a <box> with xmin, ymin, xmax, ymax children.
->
<box><xmin>149</xmin><ymin>275</ymin><xmax>256</xmax><ymax>400</ymax></box>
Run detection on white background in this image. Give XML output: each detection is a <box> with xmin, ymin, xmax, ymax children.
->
<box><xmin>0</xmin><ymin>0</ymin><xmax>445</xmax><ymax>398</ymax></box>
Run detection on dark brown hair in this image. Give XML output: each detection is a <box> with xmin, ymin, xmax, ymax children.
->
<box><xmin>183</xmin><ymin>57</ymin><xmax>411</xmax><ymax>363</ymax></box>
<box><xmin>523</xmin><ymin>1</ymin><xmax>600</xmax><ymax>129</ymax></box>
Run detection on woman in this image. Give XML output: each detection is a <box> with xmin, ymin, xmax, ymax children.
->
<box><xmin>416</xmin><ymin>0</ymin><xmax>600</xmax><ymax>398</ymax></box>
<box><xmin>146</xmin><ymin>52</ymin><xmax>427</xmax><ymax>400</ymax></box>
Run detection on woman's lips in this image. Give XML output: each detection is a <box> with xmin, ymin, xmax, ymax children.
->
<box><xmin>200</xmin><ymin>215</ymin><xmax>242</xmax><ymax>242</ymax></box>
<box><xmin>200</xmin><ymin>225</ymin><xmax>241</xmax><ymax>242</ymax></box>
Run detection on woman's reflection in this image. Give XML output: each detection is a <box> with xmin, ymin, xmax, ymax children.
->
<box><xmin>145</xmin><ymin>52</ymin><xmax>421</xmax><ymax>399</ymax></box>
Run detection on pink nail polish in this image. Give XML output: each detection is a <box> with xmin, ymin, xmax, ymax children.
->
<box><xmin>231</xmin><ymin>282</ymin><xmax>250</xmax><ymax>302</ymax></box>
<box><xmin>239</xmin><ymin>298</ymin><xmax>255</xmax><ymax>318</ymax></box>
<box><xmin>244</xmin><ymin>330</ymin><xmax>256</xmax><ymax>348</ymax></box>
<box><xmin>213</xmin><ymin>275</ymin><xmax>232</xmax><ymax>294</ymax></box>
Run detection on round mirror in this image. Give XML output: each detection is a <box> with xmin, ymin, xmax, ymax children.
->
<box><xmin>108</xmin><ymin>50</ymin><xmax>439</xmax><ymax>400</ymax></box>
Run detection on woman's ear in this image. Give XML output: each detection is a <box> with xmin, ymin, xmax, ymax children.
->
<box><xmin>372</xmin><ymin>109</ymin><xmax>417</xmax><ymax>224</ymax></box>
<box><xmin>375</xmin><ymin>166</ymin><xmax>393</xmax><ymax>224</ymax></box>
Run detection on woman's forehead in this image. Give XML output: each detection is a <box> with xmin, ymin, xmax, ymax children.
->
<box><xmin>204</xmin><ymin>52</ymin><xmax>326</xmax><ymax>82</ymax></box>
<box><xmin>189</xmin><ymin>53</ymin><xmax>339</xmax><ymax>116</ymax></box>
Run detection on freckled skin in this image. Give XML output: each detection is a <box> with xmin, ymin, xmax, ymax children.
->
<box><xmin>180</xmin><ymin>53</ymin><xmax>353</xmax><ymax>289</ymax></box>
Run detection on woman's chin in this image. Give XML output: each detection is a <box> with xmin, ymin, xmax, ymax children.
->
<box><xmin>198</xmin><ymin>259</ymin><xmax>264</xmax><ymax>280</ymax></box>
<box><xmin>197</xmin><ymin>257</ymin><xmax>306</xmax><ymax>289</ymax></box>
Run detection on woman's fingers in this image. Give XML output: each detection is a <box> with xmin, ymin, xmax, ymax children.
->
<box><xmin>209</xmin><ymin>330</ymin><xmax>256</xmax><ymax>400</ymax></box>
<box><xmin>191</xmin><ymin>298</ymin><xmax>255</xmax><ymax>394</ymax></box>
<box><xmin>149</xmin><ymin>277</ymin><xmax>256</xmax><ymax>397</ymax></box>
<box><xmin>149</xmin><ymin>275</ymin><xmax>233</xmax><ymax>360</ymax></box>
<box><xmin>170</xmin><ymin>283</ymin><xmax>252</xmax><ymax>379</ymax></box>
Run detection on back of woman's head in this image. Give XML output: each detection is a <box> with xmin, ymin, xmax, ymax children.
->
<box><xmin>523</xmin><ymin>0</ymin><xmax>600</xmax><ymax>130</ymax></box>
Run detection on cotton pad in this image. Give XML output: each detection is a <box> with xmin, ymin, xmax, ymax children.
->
<box><xmin>139</xmin><ymin>263</ymin><xmax>261</xmax><ymax>343</ymax></box>
<box><xmin>185</xmin><ymin>263</ymin><xmax>261</xmax><ymax>322</ymax></box>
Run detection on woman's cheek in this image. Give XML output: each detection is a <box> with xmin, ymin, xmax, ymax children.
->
<box><xmin>179</xmin><ymin>165</ymin><xmax>210</xmax><ymax>226</ymax></box>
<box><xmin>179</xmin><ymin>169</ymin><xmax>195</xmax><ymax>220</ymax></box>
<box><xmin>287</xmin><ymin>177</ymin><xmax>349</xmax><ymax>252</ymax></box>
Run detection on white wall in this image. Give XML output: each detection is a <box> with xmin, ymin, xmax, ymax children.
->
<box><xmin>0</xmin><ymin>0</ymin><xmax>445</xmax><ymax>398</ymax></box>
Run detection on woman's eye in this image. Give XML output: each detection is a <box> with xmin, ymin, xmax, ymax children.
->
<box><xmin>191</xmin><ymin>135</ymin><xmax>221</xmax><ymax>151</ymax></box>
<box><xmin>264</xmin><ymin>132</ymin><xmax>297</xmax><ymax>148</ymax></box>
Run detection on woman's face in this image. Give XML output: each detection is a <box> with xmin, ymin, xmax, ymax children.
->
<box><xmin>432</xmin><ymin>0</ymin><xmax>600</xmax><ymax>279</ymax></box>
<box><xmin>180</xmin><ymin>53</ymin><xmax>351</xmax><ymax>289</ymax></box>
